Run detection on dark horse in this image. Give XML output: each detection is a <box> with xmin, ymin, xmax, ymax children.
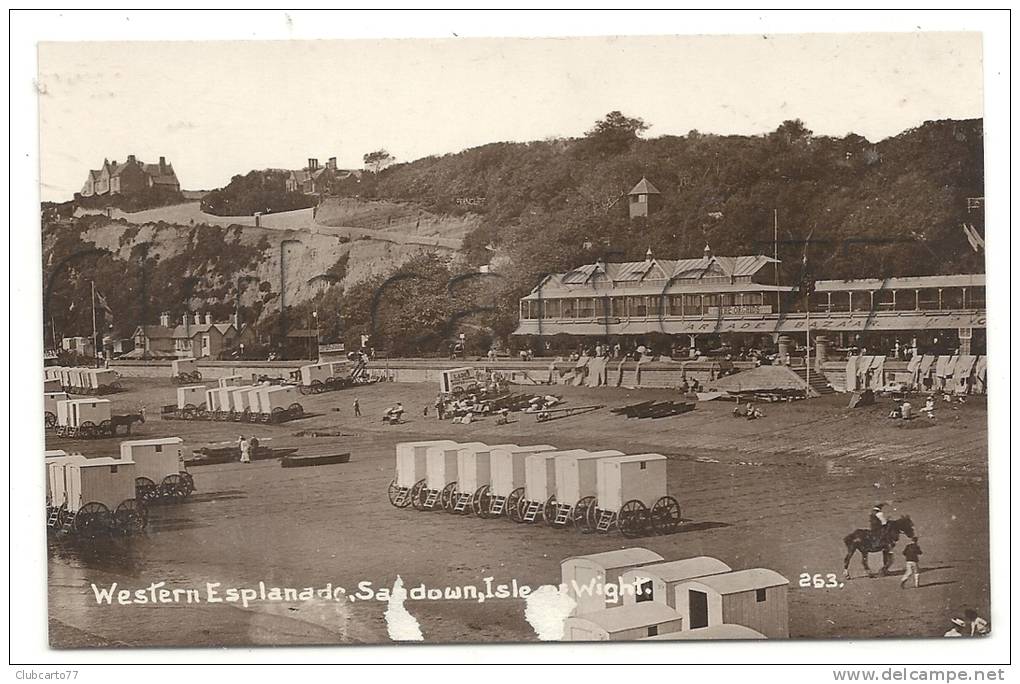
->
<box><xmin>843</xmin><ymin>515</ymin><xmax>915</xmax><ymax>579</ymax></box>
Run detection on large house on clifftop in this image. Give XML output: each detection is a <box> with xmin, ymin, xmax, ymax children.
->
<box><xmin>80</xmin><ymin>155</ymin><xmax>180</xmax><ymax>197</ymax></box>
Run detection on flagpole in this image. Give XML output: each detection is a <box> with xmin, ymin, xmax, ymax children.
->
<box><xmin>91</xmin><ymin>280</ymin><xmax>99</xmax><ymax>366</ymax></box>
<box><xmin>774</xmin><ymin>209</ymin><xmax>780</xmax><ymax>312</ymax></box>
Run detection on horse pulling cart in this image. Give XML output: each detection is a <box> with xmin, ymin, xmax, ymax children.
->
<box><xmin>54</xmin><ymin>398</ymin><xmax>115</xmax><ymax>438</ymax></box>
<box><xmin>46</xmin><ymin>456</ymin><xmax>147</xmax><ymax>537</ymax></box>
<box><xmin>584</xmin><ymin>454</ymin><xmax>682</xmax><ymax>537</ymax></box>
<box><xmin>121</xmin><ymin>437</ymin><xmax>195</xmax><ymax>504</ymax></box>
<box><xmin>171</xmin><ymin>358</ymin><xmax>202</xmax><ymax>384</ymax></box>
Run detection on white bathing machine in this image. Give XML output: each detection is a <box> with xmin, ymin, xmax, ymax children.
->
<box><xmin>261</xmin><ymin>385</ymin><xmax>303</xmax><ymax>421</ymax></box>
<box><xmin>44</xmin><ymin>391</ymin><xmax>70</xmax><ymax>428</ymax></box>
<box><xmin>299</xmin><ymin>362</ymin><xmax>333</xmax><ymax>387</ymax></box>
<box><xmin>641</xmin><ymin>623</ymin><xmax>766</xmax><ymax>640</ymax></box>
<box><xmin>560</xmin><ymin>547</ymin><xmax>665</xmax><ymax>616</ymax></box>
<box><xmin>551</xmin><ymin>449</ymin><xmax>624</xmax><ymax>528</ymax></box>
<box><xmin>62</xmin><ymin>457</ymin><xmax>146</xmax><ymax>535</ymax></box>
<box><xmin>521</xmin><ymin>449</ymin><xmax>588</xmax><ymax>524</ymax></box>
<box><xmin>672</xmin><ymin>568</ymin><xmax>790</xmax><ymax>638</ymax></box>
<box><xmin>488</xmin><ymin>444</ymin><xmax>555</xmax><ymax>519</ymax></box>
<box><xmin>218</xmin><ymin>375</ymin><xmax>245</xmax><ymax>388</ymax></box>
<box><xmin>562</xmin><ymin>603</ymin><xmax>684</xmax><ymax>641</ymax></box>
<box><xmin>44</xmin><ymin>378</ymin><xmax>62</xmax><ymax>393</ymax></box>
<box><xmin>120</xmin><ymin>437</ymin><xmax>192</xmax><ymax>502</ymax></box>
<box><xmin>56</xmin><ymin>398</ymin><xmax>112</xmax><ymax>437</ymax></box>
<box><xmin>592</xmin><ymin>453</ymin><xmax>682</xmax><ymax>536</ymax></box>
<box><xmin>44</xmin><ymin>450</ymin><xmax>72</xmax><ymax>506</ymax></box>
<box><xmin>620</xmin><ymin>557</ymin><xmax>732</xmax><ymax>608</ymax></box>
<box><xmin>389</xmin><ymin>440</ymin><xmax>457</xmax><ymax>509</ymax></box>
<box><xmin>171</xmin><ymin>358</ymin><xmax>200</xmax><ymax>379</ymax></box>
<box><xmin>453</xmin><ymin>443</ymin><xmax>519</xmax><ymax>516</ymax></box>
<box><xmin>176</xmin><ymin>385</ymin><xmax>207</xmax><ymax>411</ymax></box>
<box><xmin>423</xmin><ymin>441</ymin><xmax>487</xmax><ymax>512</ymax></box>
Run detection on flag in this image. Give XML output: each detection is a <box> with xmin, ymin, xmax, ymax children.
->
<box><xmin>962</xmin><ymin>223</ymin><xmax>985</xmax><ymax>252</ymax></box>
<box><xmin>95</xmin><ymin>288</ymin><xmax>114</xmax><ymax>323</ymax></box>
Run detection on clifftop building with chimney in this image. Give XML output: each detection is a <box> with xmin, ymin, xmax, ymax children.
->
<box><xmin>80</xmin><ymin>155</ymin><xmax>180</xmax><ymax>197</ymax></box>
<box><xmin>285</xmin><ymin>157</ymin><xmax>360</xmax><ymax>195</ymax></box>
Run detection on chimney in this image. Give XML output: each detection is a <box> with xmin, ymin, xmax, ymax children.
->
<box><xmin>160</xmin><ymin>312</ymin><xmax>170</xmax><ymax>328</ymax></box>
<box><xmin>205</xmin><ymin>312</ymin><xmax>212</xmax><ymax>325</ymax></box>
<box><xmin>327</xmin><ymin>157</ymin><xmax>337</xmax><ymax>170</ymax></box>
<box><xmin>193</xmin><ymin>312</ymin><xmax>201</xmax><ymax>325</ymax></box>
<box><xmin>703</xmin><ymin>244</ymin><xmax>712</xmax><ymax>260</ymax></box>
<box><xmin>182</xmin><ymin>314</ymin><xmax>188</xmax><ymax>326</ymax></box>
<box><xmin>308</xmin><ymin>158</ymin><xmax>318</xmax><ymax>170</ymax></box>
<box><xmin>127</xmin><ymin>154</ymin><xmax>136</xmax><ymax>164</ymax></box>
<box><xmin>645</xmin><ymin>247</ymin><xmax>653</xmax><ymax>262</ymax></box>
<box><xmin>159</xmin><ymin>156</ymin><xmax>166</xmax><ymax>171</ymax></box>
<box><xmin>232</xmin><ymin>312</ymin><xmax>240</xmax><ymax>329</ymax></box>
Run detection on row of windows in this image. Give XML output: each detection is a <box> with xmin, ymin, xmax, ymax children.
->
<box><xmin>520</xmin><ymin>292</ymin><xmax>773</xmax><ymax>320</ymax></box>
<box><xmin>809</xmin><ymin>287</ymin><xmax>986</xmax><ymax>313</ymax></box>
<box><xmin>521</xmin><ymin>286</ymin><xmax>986</xmax><ymax>320</ymax></box>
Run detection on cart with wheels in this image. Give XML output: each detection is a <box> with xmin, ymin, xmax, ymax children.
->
<box><xmin>121</xmin><ymin>437</ymin><xmax>194</xmax><ymax>504</ymax></box>
<box><xmin>298</xmin><ymin>362</ymin><xmax>333</xmax><ymax>395</ymax></box>
<box><xmin>421</xmin><ymin>442</ymin><xmax>473</xmax><ymax>512</ymax></box>
<box><xmin>453</xmin><ymin>443</ymin><xmax>515</xmax><ymax>517</ymax></box>
<box><xmin>62</xmin><ymin>457</ymin><xmax>146</xmax><ymax>537</ymax></box>
<box><xmin>171</xmin><ymin>358</ymin><xmax>202</xmax><ymax>384</ymax></box>
<box><xmin>552</xmin><ymin>450</ymin><xmax>625</xmax><ymax>531</ymax></box>
<box><xmin>44</xmin><ymin>377</ymin><xmax>62</xmax><ymax>393</ymax></box>
<box><xmin>44</xmin><ymin>391</ymin><xmax>69</xmax><ymax>429</ymax></box>
<box><xmin>85</xmin><ymin>369</ymin><xmax>121</xmax><ymax>395</ymax></box>
<box><xmin>46</xmin><ymin>452</ymin><xmax>87</xmax><ymax>530</ymax></box>
<box><xmin>260</xmin><ymin>385</ymin><xmax>304</xmax><ymax>423</ymax></box>
<box><xmin>55</xmin><ymin>398</ymin><xmax>114</xmax><ymax>438</ymax></box>
<box><xmin>388</xmin><ymin>440</ymin><xmax>457</xmax><ymax>509</ymax></box>
<box><xmin>218</xmin><ymin>375</ymin><xmax>245</xmax><ymax>388</ymax></box>
<box><xmin>519</xmin><ymin>449</ymin><xmax>589</xmax><ymax>524</ymax></box>
<box><xmin>174</xmin><ymin>385</ymin><xmax>207</xmax><ymax>420</ymax></box>
<box><xmin>227</xmin><ymin>385</ymin><xmax>259</xmax><ymax>421</ymax></box>
<box><xmin>590</xmin><ymin>454</ymin><xmax>681</xmax><ymax>537</ymax></box>
<box><xmin>485</xmin><ymin>444</ymin><xmax>555</xmax><ymax>520</ymax></box>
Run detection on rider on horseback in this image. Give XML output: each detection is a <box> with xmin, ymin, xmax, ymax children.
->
<box><xmin>870</xmin><ymin>503</ymin><xmax>890</xmax><ymax>545</ymax></box>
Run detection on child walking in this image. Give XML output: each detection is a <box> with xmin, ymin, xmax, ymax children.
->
<box><xmin>900</xmin><ymin>536</ymin><xmax>922</xmax><ymax>589</ymax></box>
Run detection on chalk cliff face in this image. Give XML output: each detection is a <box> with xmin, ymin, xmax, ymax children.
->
<box><xmin>42</xmin><ymin>195</ymin><xmax>474</xmax><ymax>339</ymax></box>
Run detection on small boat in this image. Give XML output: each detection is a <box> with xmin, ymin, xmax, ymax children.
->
<box><xmin>280</xmin><ymin>452</ymin><xmax>351</xmax><ymax>468</ymax></box>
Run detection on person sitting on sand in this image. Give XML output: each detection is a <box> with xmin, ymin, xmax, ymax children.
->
<box><xmin>888</xmin><ymin>403</ymin><xmax>903</xmax><ymax>419</ymax></box>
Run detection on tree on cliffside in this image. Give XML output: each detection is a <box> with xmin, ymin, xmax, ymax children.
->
<box><xmin>363</xmin><ymin>149</ymin><xmax>395</xmax><ymax>174</ymax></box>
<box><xmin>580</xmin><ymin>111</ymin><xmax>650</xmax><ymax>157</ymax></box>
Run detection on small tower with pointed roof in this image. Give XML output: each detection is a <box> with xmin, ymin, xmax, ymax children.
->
<box><xmin>628</xmin><ymin>177</ymin><xmax>661</xmax><ymax>219</ymax></box>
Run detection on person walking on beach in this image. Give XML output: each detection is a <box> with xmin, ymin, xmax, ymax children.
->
<box><xmin>238</xmin><ymin>435</ymin><xmax>251</xmax><ymax>464</ymax></box>
<box><xmin>900</xmin><ymin>536</ymin><xmax>922</xmax><ymax>589</ymax></box>
<box><xmin>353</xmin><ymin>398</ymin><xmax>361</xmax><ymax>417</ymax></box>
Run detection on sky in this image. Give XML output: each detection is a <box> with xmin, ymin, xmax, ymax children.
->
<box><xmin>37</xmin><ymin>32</ymin><xmax>983</xmax><ymax>201</ymax></box>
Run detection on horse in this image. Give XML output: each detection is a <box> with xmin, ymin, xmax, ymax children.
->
<box><xmin>110</xmin><ymin>409</ymin><xmax>145</xmax><ymax>436</ymax></box>
<box><xmin>842</xmin><ymin>515</ymin><xmax>915</xmax><ymax>579</ymax></box>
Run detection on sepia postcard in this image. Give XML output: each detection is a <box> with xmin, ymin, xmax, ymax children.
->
<box><xmin>23</xmin><ymin>15</ymin><xmax>1003</xmax><ymax>662</ymax></box>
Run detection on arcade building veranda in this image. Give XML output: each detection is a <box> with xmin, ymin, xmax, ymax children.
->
<box><xmin>512</xmin><ymin>247</ymin><xmax>986</xmax><ymax>360</ymax></box>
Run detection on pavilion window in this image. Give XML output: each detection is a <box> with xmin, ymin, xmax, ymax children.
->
<box><xmin>720</xmin><ymin>293</ymin><xmax>736</xmax><ymax>307</ymax></box>
<box><xmin>968</xmin><ymin>286</ymin><xmax>985</xmax><ymax>308</ymax></box>
<box><xmin>577</xmin><ymin>298</ymin><xmax>595</xmax><ymax>319</ymax></box>
<box><xmin>595</xmin><ymin>297</ymin><xmax>611</xmax><ymax>318</ymax></box>
<box><xmin>543</xmin><ymin>299</ymin><xmax>561</xmax><ymax>319</ymax></box>
<box><xmin>683</xmin><ymin>294</ymin><xmax>702</xmax><ymax>316</ymax></box>
<box><xmin>668</xmin><ymin>295</ymin><xmax>683</xmax><ymax>316</ymax></box>
<box><xmin>917</xmin><ymin>288</ymin><xmax>939</xmax><ymax>310</ymax></box>
<box><xmin>629</xmin><ymin>296</ymin><xmax>647</xmax><ymax>317</ymax></box>
<box><xmin>562</xmin><ymin>299</ymin><xmax>576</xmax><ymax>318</ymax></box>
<box><xmin>940</xmin><ymin>288</ymin><xmax>964</xmax><ymax>309</ymax></box>
<box><xmin>895</xmin><ymin>290</ymin><xmax>916</xmax><ymax>311</ymax></box>
<box><xmin>874</xmin><ymin>290</ymin><xmax>895</xmax><ymax>311</ymax></box>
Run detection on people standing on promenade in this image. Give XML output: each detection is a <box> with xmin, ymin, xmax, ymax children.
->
<box><xmin>900</xmin><ymin>536</ymin><xmax>922</xmax><ymax>589</ymax></box>
<box><xmin>238</xmin><ymin>435</ymin><xmax>251</xmax><ymax>464</ymax></box>
<box><xmin>353</xmin><ymin>398</ymin><xmax>361</xmax><ymax>417</ymax></box>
